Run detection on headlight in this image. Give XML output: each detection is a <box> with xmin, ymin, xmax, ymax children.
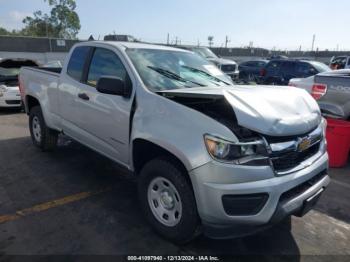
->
<box><xmin>321</xmin><ymin>118</ymin><xmax>327</xmax><ymax>138</ymax></box>
<box><xmin>0</xmin><ymin>85</ymin><xmax>7</xmax><ymax>92</ymax></box>
<box><xmin>321</xmin><ymin>118</ymin><xmax>327</xmax><ymax>153</ymax></box>
<box><xmin>0</xmin><ymin>85</ymin><xmax>7</xmax><ymax>96</ymax></box>
<box><xmin>204</xmin><ymin>135</ymin><xmax>269</xmax><ymax>165</ymax></box>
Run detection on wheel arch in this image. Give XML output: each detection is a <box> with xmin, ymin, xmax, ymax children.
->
<box><xmin>25</xmin><ymin>95</ymin><xmax>40</xmax><ymax>115</ymax></box>
<box><xmin>132</xmin><ymin>138</ymin><xmax>191</xmax><ymax>177</ymax></box>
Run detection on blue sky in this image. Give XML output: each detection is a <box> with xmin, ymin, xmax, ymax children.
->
<box><xmin>0</xmin><ymin>0</ymin><xmax>348</xmax><ymax>50</ymax></box>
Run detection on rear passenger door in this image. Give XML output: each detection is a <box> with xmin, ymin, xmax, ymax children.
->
<box><xmin>280</xmin><ymin>61</ymin><xmax>297</xmax><ymax>84</ymax></box>
<box><xmin>265</xmin><ymin>61</ymin><xmax>282</xmax><ymax>84</ymax></box>
<box><xmin>58</xmin><ymin>46</ymin><xmax>91</xmax><ymax>135</ymax></box>
<box><xmin>73</xmin><ymin>46</ymin><xmax>134</xmax><ymax>166</ymax></box>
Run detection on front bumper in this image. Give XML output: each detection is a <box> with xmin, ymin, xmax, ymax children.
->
<box><xmin>189</xmin><ymin>152</ymin><xmax>329</xmax><ymax>239</ymax></box>
<box><xmin>0</xmin><ymin>91</ymin><xmax>22</xmax><ymax>107</ymax></box>
<box><xmin>225</xmin><ymin>71</ymin><xmax>239</xmax><ymax>79</ymax></box>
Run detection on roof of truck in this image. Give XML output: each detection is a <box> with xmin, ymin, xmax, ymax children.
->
<box><xmin>83</xmin><ymin>41</ymin><xmax>190</xmax><ymax>52</ymax></box>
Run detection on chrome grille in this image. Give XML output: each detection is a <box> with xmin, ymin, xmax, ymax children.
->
<box><xmin>271</xmin><ymin>143</ymin><xmax>320</xmax><ymax>172</ymax></box>
<box><xmin>266</xmin><ymin>125</ymin><xmax>323</xmax><ymax>174</ymax></box>
<box><xmin>220</xmin><ymin>64</ymin><xmax>236</xmax><ymax>72</ymax></box>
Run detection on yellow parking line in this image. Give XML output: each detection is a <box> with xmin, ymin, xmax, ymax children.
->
<box><xmin>0</xmin><ymin>188</ymin><xmax>111</xmax><ymax>225</ymax></box>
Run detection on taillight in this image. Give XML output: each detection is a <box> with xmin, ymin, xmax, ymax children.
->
<box><xmin>19</xmin><ymin>76</ymin><xmax>24</xmax><ymax>99</ymax></box>
<box><xmin>311</xmin><ymin>84</ymin><xmax>327</xmax><ymax>100</ymax></box>
<box><xmin>260</xmin><ymin>68</ymin><xmax>266</xmax><ymax>77</ymax></box>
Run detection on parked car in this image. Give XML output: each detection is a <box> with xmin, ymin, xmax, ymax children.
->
<box><xmin>330</xmin><ymin>56</ymin><xmax>350</xmax><ymax>70</ymax></box>
<box><xmin>260</xmin><ymin>59</ymin><xmax>330</xmax><ymax>85</ymax></box>
<box><xmin>289</xmin><ymin>69</ymin><xmax>350</xmax><ymax>119</ymax></box>
<box><xmin>182</xmin><ymin>46</ymin><xmax>239</xmax><ymax>80</ymax></box>
<box><xmin>238</xmin><ymin>60</ymin><xmax>268</xmax><ymax>82</ymax></box>
<box><xmin>0</xmin><ymin>58</ymin><xmax>38</xmax><ymax>108</ymax></box>
<box><xmin>20</xmin><ymin>41</ymin><xmax>329</xmax><ymax>243</ymax></box>
<box><xmin>104</xmin><ymin>34</ymin><xmax>138</xmax><ymax>42</ymax></box>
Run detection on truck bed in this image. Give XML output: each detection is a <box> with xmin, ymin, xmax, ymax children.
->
<box><xmin>20</xmin><ymin>66</ymin><xmax>61</xmax><ymax>120</ymax></box>
<box><xmin>22</xmin><ymin>66</ymin><xmax>62</xmax><ymax>76</ymax></box>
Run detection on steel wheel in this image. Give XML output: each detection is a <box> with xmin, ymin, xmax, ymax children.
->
<box><xmin>147</xmin><ymin>177</ymin><xmax>182</xmax><ymax>227</ymax></box>
<box><xmin>32</xmin><ymin>116</ymin><xmax>42</xmax><ymax>143</ymax></box>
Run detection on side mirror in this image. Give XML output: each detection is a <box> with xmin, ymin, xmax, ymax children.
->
<box><xmin>96</xmin><ymin>76</ymin><xmax>131</xmax><ymax>97</ymax></box>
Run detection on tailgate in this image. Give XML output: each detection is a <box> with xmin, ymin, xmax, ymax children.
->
<box><xmin>315</xmin><ymin>74</ymin><xmax>350</xmax><ymax>119</ymax></box>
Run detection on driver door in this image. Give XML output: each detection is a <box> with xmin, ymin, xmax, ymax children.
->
<box><xmin>73</xmin><ymin>47</ymin><xmax>133</xmax><ymax>166</ymax></box>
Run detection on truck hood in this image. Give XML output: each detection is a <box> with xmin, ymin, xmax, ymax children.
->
<box><xmin>159</xmin><ymin>85</ymin><xmax>321</xmax><ymax>136</ymax></box>
<box><xmin>208</xmin><ymin>57</ymin><xmax>237</xmax><ymax>65</ymax></box>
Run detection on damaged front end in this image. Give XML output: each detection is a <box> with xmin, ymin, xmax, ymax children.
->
<box><xmin>158</xmin><ymin>91</ymin><xmax>270</xmax><ymax>166</ymax></box>
<box><xmin>158</xmin><ymin>86</ymin><xmax>325</xmax><ymax>173</ymax></box>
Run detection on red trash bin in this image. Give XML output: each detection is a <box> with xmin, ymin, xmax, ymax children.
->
<box><xmin>326</xmin><ymin>118</ymin><xmax>350</xmax><ymax>168</ymax></box>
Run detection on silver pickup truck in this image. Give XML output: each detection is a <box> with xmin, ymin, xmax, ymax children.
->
<box><xmin>20</xmin><ymin>41</ymin><xmax>330</xmax><ymax>243</ymax></box>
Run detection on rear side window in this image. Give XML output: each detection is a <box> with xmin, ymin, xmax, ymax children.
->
<box><xmin>67</xmin><ymin>46</ymin><xmax>90</xmax><ymax>81</ymax></box>
<box><xmin>87</xmin><ymin>48</ymin><xmax>128</xmax><ymax>87</ymax></box>
<box><xmin>257</xmin><ymin>61</ymin><xmax>266</xmax><ymax>67</ymax></box>
<box><xmin>295</xmin><ymin>62</ymin><xmax>312</xmax><ymax>75</ymax></box>
<box><xmin>281</xmin><ymin>62</ymin><xmax>296</xmax><ymax>73</ymax></box>
<box><xmin>243</xmin><ymin>61</ymin><xmax>254</xmax><ymax>66</ymax></box>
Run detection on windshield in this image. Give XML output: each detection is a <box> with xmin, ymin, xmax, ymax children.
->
<box><xmin>191</xmin><ymin>48</ymin><xmax>218</xmax><ymax>59</ymax></box>
<box><xmin>0</xmin><ymin>67</ymin><xmax>20</xmax><ymax>77</ymax></box>
<box><xmin>126</xmin><ymin>48</ymin><xmax>232</xmax><ymax>92</ymax></box>
<box><xmin>0</xmin><ymin>60</ymin><xmax>38</xmax><ymax>78</ymax></box>
<box><xmin>310</xmin><ymin>61</ymin><xmax>331</xmax><ymax>73</ymax></box>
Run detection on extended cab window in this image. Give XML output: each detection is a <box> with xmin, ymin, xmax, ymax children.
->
<box><xmin>67</xmin><ymin>46</ymin><xmax>90</xmax><ymax>81</ymax></box>
<box><xmin>87</xmin><ymin>48</ymin><xmax>128</xmax><ymax>87</ymax></box>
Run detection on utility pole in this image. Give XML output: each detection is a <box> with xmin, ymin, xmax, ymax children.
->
<box><xmin>311</xmin><ymin>34</ymin><xmax>316</xmax><ymax>52</ymax></box>
<box><xmin>208</xmin><ymin>36</ymin><xmax>214</xmax><ymax>47</ymax></box>
<box><xmin>175</xmin><ymin>36</ymin><xmax>178</xmax><ymax>46</ymax></box>
<box><xmin>225</xmin><ymin>35</ymin><xmax>230</xmax><ymax>48</ymax></box>
<box><xmin>167</xmin><ymin>33</ymin><xmax>170</xmax><ymax>45</ymax></box>
<box><xmin>45</xmin><ymin>19</ymin><xmax>52</xmax><ymax>53</ymax></box>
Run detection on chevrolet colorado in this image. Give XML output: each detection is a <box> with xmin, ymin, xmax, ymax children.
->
<box><xmin>20</xmin><ymin>41</ymin><xmax>330</xmax><ymax>243</ymax></box>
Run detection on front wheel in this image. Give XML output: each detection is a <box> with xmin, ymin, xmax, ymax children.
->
<box><xmin>29</xmin><ymin>106</ymin><xmax>58</xmax><ymax>151</ymax></box>
<box><xmin>138</xmin><ymin>157</ymin><xmax>200</xmax><ymax>243</ymax></box>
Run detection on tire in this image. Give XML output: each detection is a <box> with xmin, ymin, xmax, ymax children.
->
<box><xmin>29</xmin><ymin>106</ymin><xmax>58</xmax><ymax>151</ymax></box>
<box><xmin>138</xmin><ymin>157</ymin><xmax>200</xmax><ymax>243</ymax></box>
<box><xmin>277</xmin><ymin>216</ymin><xmax>292</xmax><ymax>231</ymax></box>
<box><xmin>239</xmin><ymin>72</ymin><xmax>247</xmax><ymax>80</ymax></box>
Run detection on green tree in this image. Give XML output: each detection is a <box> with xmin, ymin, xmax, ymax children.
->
<box><xmin>0</xmin><ymin>27</ymin><xmax>11</xmax><ymax>35</ymax></box>
<box><xmin>0</xmin><ymin>27</ymin><xmax>21</xmax><ymax>36</ymax></box>
<box><xmin>22</xmin><ymin>0</ymin><xmax>81</xmax><ymax>39</ymax></box>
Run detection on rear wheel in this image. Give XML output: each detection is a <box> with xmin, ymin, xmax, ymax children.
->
<box><xmin>29</xmin><ymin>106</ymin><xmax>58</xmax><ymax>151</ymax></box>
<box><xmin>138</xmin><ymin>157</ymin><xmax>200</xmax><ymax>243</ymax></box>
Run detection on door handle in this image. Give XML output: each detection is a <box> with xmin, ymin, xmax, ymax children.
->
<box><xmin>78</xmin><ymin>93</ymin><xmax>90</xmax><ymax>101</ymax></box>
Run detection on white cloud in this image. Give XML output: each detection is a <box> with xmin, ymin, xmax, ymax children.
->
<box><xmin>9</xmin><ymin>10</ymin><xmax>31</xmax><ymax>22</ymax></box>
<box><xmin>0</xmin><ymin>10</ymin><xmax>31</xmax><ymax>30</ymax></box>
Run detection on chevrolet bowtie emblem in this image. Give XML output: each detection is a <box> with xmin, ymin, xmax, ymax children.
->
<box><xmin>297</xmin><ymin>137</ymin><xmax>311</xmax><ymax>152</ymax></box>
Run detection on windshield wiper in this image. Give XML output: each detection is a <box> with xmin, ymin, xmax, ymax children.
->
<box><xmin>181</xmin><ymin>65</ymin><xmax>231</xmax><ymax>85</ymax></box>
<box><xmin>147</xmin><ymin>66</ymin><xmax>206</xmax><ymax>87</ymax></box>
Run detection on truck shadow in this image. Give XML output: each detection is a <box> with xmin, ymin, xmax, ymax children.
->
<box><xmin>0</xmin><ymin>108</ymin><xmax>23</xmax><ymax>115</ymax></box>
